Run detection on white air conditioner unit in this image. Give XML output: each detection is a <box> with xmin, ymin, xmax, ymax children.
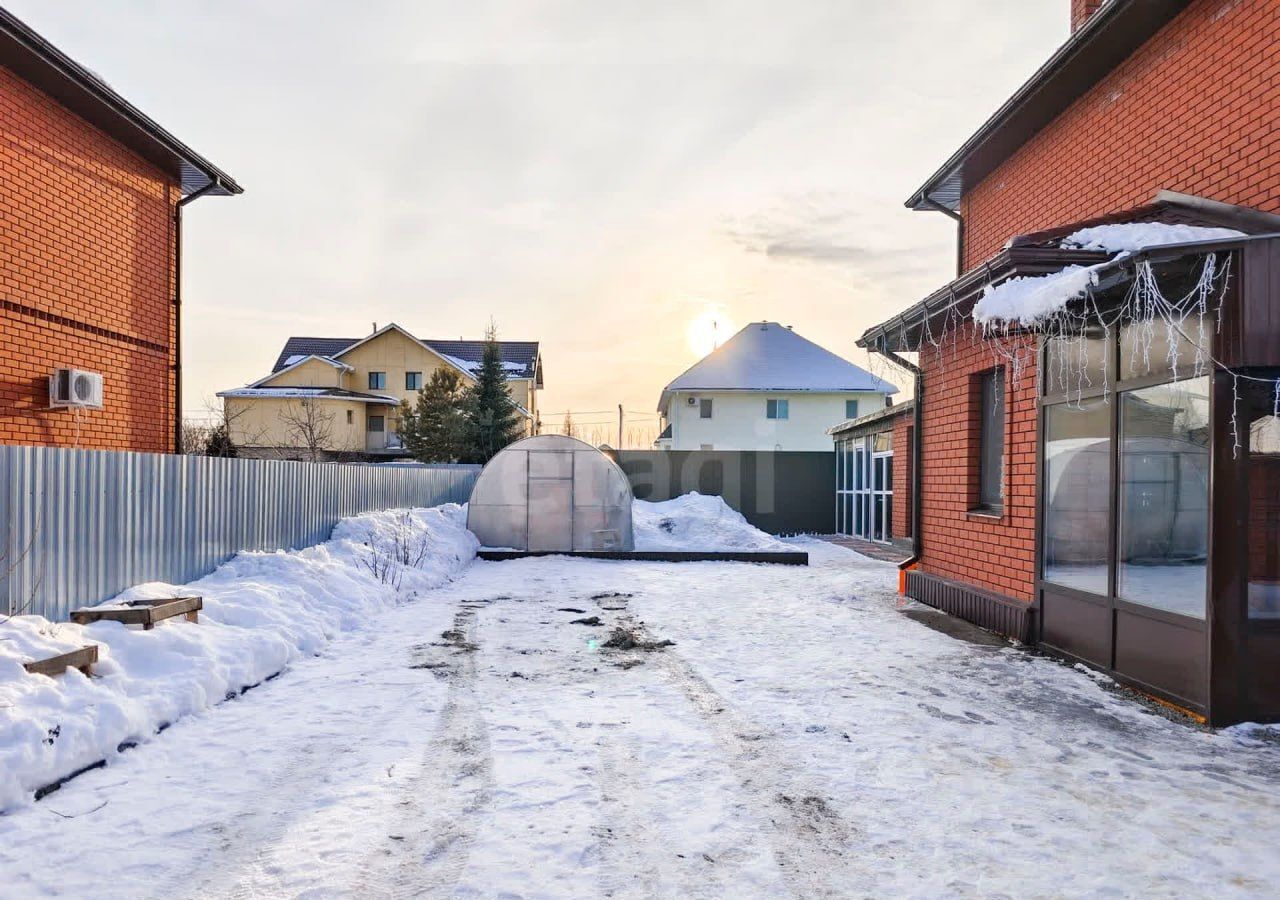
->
<box><xmin>49</xmin><ymin>368</ymin><xmax>104</xmax><ymax>409</ymax></box>
<box><xmin>686</xmin><ymin>396</ymin><xmax>698</xmax><ymax>406</ymax></box>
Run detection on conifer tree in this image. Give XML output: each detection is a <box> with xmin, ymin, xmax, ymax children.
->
<box><xmin>465</xmin><ymin>322</ymin><xmax>524</xmax><ymax>462</ymax></box>
<box><xmin>400</xmin><ymin>367</ymin><xmax>469</xmax><ymax>462</ymax></box>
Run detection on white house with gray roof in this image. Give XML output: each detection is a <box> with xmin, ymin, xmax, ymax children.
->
<box><xmin>655</xmin><ymin>322</ymin><xmax>897</xmax><ymax>451</ymax></box>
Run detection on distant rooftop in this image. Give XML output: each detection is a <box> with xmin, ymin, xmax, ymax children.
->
<box><xmin>659</xmin><ymin>322</ymin><xmax>897</xmax><ymax>414</ymax></box>
<box><xmin>271</xmin><ymin>331</ymin><xmax>541</xmax><ymax>381</ymax></box>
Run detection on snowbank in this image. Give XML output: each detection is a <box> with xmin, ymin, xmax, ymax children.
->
<box><xmin>974</xmin><ymin>223</ymin><xmax>1245</xmax><ymax>327</ymax></box>
<box><xmin>0</xmin><ymin>504</ymin><xmax>477</xmax><ymax>811</ymax></box>
<box><xmin>633</xmin><ymin>493</ymin><xmax>790</xmax><ymax>552</ymax></box>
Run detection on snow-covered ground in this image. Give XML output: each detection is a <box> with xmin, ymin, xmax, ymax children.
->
<box><xmin>2</xmin><ymin>504</ymin><xmax>1279</xmax><ymax>898</ymax></box>
<box><xmin>0</xmin><ymin>505</ymin><xmax>477</xmax><ymax>811</ymax></box>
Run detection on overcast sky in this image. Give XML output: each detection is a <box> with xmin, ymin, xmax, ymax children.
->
<box><xmin>12</xmin><ymin>1</ymin><xmax>1068</xmax><ymax>439</ymax></box>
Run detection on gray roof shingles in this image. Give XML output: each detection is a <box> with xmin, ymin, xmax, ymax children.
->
<box><xmin>271</xmin><ymin>335</ymin><xmax>540</xmax><ymax>378</ymax></box>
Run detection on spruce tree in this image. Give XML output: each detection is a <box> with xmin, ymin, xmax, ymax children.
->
<box><xmin>400</xmin><ymin>367</ymin><xmax>468</xmax><ymax>462</ymax></box>
<box><xmin>465</xmin><ymin>322</ymin><xmax>524</xmax><ymax>462</ymax></box>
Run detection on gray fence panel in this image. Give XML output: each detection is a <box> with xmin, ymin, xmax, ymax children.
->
<box><xmin>614</xmin><ymin>450</ymin><xmax>835</xmax><ymax>536</ymax></box>
<box><xmin>0</xmin><ymin>447</ymin><xmax>479</xmax><ymax>622</ymax></box>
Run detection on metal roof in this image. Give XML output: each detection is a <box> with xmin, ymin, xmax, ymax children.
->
<box><xmin>0</xmin><ymin>6</ymin><xmax>242</xmax><ymax>197</ymax></box>
<box><xmin>270</xmin><ymin>333</ymin><xmax>542</xmax><ymax>380</ymax></box>
<box><xmin>827</xmin><ymin>400</ymin><xmax>915</xmax><ymax>437</ymax></box>
<box><xmin>907</xmin><ymin>0</ymin><xmax>1190</xmax><ymax>212</ymax></box>
<box><xmin>658</xmin><ymin>321</ymin><xmax>898</xmax><ymax>414</ymax></box>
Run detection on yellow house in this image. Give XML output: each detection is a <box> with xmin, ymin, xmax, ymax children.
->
<box><xmin>218</xmin><ymin>324</ymin><xmax>542</xmax><ymax>460</ymax></box>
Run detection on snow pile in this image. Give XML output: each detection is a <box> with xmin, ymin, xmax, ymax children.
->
<box><xmin>974</xmin><ymin>223</ymin><xmax>1245</xmax><ymax>327</ymax></box>
<box><xmin>0</xmin><ymin>504</ymin><xmax>477</xmax><ymax>811</ymax></box>
<box><xmin>973</xmin><ymin>263</ymin><xmax>1106</xmax><ymax>327</ymax></box>
<box><xmin>633</xmin><ymin>493</ymin><xmax>789</xmax><ymax>552</ymax></box>
<box><xmin>1061</xmin><ymin>222</ymin><xmax>1243</xmax><ymax>253</ymax></box>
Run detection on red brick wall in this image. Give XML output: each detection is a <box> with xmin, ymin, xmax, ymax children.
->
<box><xmin>892</xmin><ymin>414</ymin><xmax>912</xmax><ymax>540</ymax></box>
<box><xmin>0</xmin><ymin>63</ymin><xmax>178</xmax><ymax>452</ymax></box>
<box><xmin>1070</xmin><ymin>0</ymin><xmax>1105</xmax><ymax>33</ymax></box>
<box><xmin>962</xmin><ymin>0</ymin><xmax>1280</xmax><ymax>271</ymax></box>
<box><xmin>918</xmin><ymin>327</ymin><xmax>1038</xmax><ymax>602</ymax></box>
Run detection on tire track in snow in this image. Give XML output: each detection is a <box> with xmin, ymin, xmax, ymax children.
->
<box><xmin>590</xmin><ymin>736</ymin><xmax>667</xmax><ymax>899</ymax></box>
<box><xmin>601</xmin><ymin>598</ymin><xmax>867</xmax><ymax>899</ymax></box>
<box><xmin>175</xmin><ymin>635</ymin><xmax>441</xmax><ymax>900</ymax></box>
<box><xmin>355</xmin><ymin>599</ymin><xmax>495</xmax><ymax>898</ymax></box>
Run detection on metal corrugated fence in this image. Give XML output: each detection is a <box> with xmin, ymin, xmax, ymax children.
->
<box><xmin>0</xmin><ymin>447</ymin><xmax>479</xmax><ymax>621</ymax></box>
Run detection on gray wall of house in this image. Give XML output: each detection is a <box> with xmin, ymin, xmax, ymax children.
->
<box><xmin>615</xmin><ymin>450</ymin><xmax>835</xmax><ymax>535</ymax></box>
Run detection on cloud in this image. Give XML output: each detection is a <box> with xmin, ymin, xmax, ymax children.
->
<box><xmin>724</xmin><ymin>194</ymin><xmax>939</xmax><ymax>271</ymax></box>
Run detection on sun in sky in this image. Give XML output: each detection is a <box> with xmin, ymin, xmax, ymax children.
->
<box><xmin>686</xmin><ymin>308</ymin><xmax>734</xmax><ymax>359</ymax></box>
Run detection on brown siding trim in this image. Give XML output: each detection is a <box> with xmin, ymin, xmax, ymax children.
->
<box><xmin>906</xmin><ymin>569</ymin><xmax>1036</xmax><ymax>643</ymax></box>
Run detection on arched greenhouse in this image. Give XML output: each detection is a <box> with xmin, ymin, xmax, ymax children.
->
<box><xmin>466</xmin><ymin>434</ymin><xmax>635</xmax><ymax>552</ymax></box>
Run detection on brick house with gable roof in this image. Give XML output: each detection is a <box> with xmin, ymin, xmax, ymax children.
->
<box><xmin>0</xmin><ymin>7</ymin><xmax>241</xmax><ymax>453</ymax></box>
<box><xmin>858</xmin><ymin>0</ymin><xmax>1280</xmax><ymax>724</ymax></box>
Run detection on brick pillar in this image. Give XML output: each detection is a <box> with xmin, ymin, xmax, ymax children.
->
<box><xmin>1071</xmin><ymin>0</ymin><xmax>1105</xmax><ymax>32</ymax></box>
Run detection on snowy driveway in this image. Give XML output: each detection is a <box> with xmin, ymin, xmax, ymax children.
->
<box><xmin>2</xmin><ymin>541</ymin><xmax>1279</xmax><ymax>899</ymax></box>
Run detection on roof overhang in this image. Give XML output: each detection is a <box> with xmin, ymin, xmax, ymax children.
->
<box><xmin>217</xmin><ymin>388</ymin><xmax>399</xmax><ymax>403</ymax></box>
<box><xmin>906</xmin><ymin>0</ymin><xmax>1191</xmax><ymax>212</ymax></box>
<box><xmin>827</xmin><ymin>400</ymin><xmax>915</xmax><ymax>437</ymax></box>
<box><xmin>858</xmin><ymin>233</ymin><xmax>1274</xmax><ymax>353</ymax></box>
<box><xmin>0</xmin><ymin>7</ymin><xmax>242</xmax><ymax>197</ymax></box>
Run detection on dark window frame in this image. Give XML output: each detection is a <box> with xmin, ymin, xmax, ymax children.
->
<box><xmin>766</xmin><ymin>398</ymin><xmax>789</xmax><ymax>420</ymax></box>
<box><xmin>368</xmin><ymin>371</ymin><xmax>386</xmax><ymax>390</ymax></box>
<box><xmin>699</xmin><ymin>398</ymin><xmax>713</xmax><ymax>419</ymax></box>
<box><xmin>405</xmin><ymin>371</ymin><xmax>422</xmax><ymax>391</ymax></box>
<box><xmin>974</xmin><ymin>367</ymin><xmax>1005</xmax><ymax>513</ymax></box>
<box><xmin>367</xmin><ymin>414</ymin><xmax>385</xmax><ymax>433</ymax></box>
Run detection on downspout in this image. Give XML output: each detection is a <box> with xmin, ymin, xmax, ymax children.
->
<box><xmin>172</xmin><ymin>178</ymin><xmax>223</xmax><ymax>453</ymax></box>
<box><xmin>872</xmin><ymin>344</ymin><xmax>924</xmax><ymax>584</ymax></box>
<box><xmin>918</xmin><ymin>193</ymin><xmax>965</xmax><ymax>277</ymax></box>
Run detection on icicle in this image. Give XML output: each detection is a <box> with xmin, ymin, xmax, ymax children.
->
<box><xmin>1230</xmin><ymin>372</ymin><xmax>1241</xmax><ymax>461</ymax></box>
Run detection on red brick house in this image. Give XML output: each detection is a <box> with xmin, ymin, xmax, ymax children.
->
<box><xmin>0</xmin><ymin>8</ymin><xmax>240</xmax><ymax>453</ymax></box>
<box><xmin>859</xmin><ymin>0</ymin><xmax>1280</xmax><ymax>725</ymax></box>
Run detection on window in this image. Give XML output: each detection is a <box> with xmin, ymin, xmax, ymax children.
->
<box><xmin>368</xmin><ymin>371</ymin><xmax>386</xmax><ymax>390</ymax></box>
<box><xmin>977</xmin><ymin>369</ymin><xmax>1005</xmax><ymax>510</ymax></box>
<box><xmin>845</xmin><ymin>399</ymin><xmax>859</xmax><ymax>419</ymax></box>
<box><xmin>1043</xmin><ymin>399</ymin><xmax>1111</xmax><ymax>594</ymax></box>
<box><xmin>1244</xmin><ymin>379</ymin><xmax>1280</xmax><ymax>619</ymax></box>
<box><xmin>367</xmin><ymin>415</ymin><xmax>385</xmax><ymax>433</ymax></box>
<box><xmin>766</xmin><ymin>398</ymin><xmax>789</xmax><ymax>420</ymax></box>
<box><xmin>405</xmin><ymin>371</ymin><xmax>422</xmax><ymax>391</ymax></box>
<box><xmin>1044</xmin><ymin>330</ymin><xmax>1109</xmax><ymax>397</ymax></box>
<box><xmin>1117</xmin><ymin>376</ymin><xmax>1209</xmax><ymax>618</ymax></box>
<box><xmin>346</xmin><ymin>410</ymin><xmax>354</xmax><ymax>425</ymax></box>
<box><xmin>699</xmin><ymin>398</ymin><xmax>713</xmax><ymax>419</ymax></box>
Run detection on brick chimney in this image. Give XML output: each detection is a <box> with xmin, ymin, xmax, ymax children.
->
<box><xmin>1071</xmin><ymin>0</ymin><xmax>1105</xmax><ymax>32</ymax></box>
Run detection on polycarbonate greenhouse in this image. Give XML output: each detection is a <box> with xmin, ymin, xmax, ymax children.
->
<box><xmin>466</xmin><ymin>434</ymin><xmax>635</xmax><ymax>552</ymax></box>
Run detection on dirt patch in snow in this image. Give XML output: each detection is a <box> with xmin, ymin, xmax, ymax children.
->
<box><xmin>569</xmin><ymin>616</ymin><xmax>602</xmax><ymax>626</ymax></box>
<box><xmin>601</xmin><ymin>627</ymin><xmax>674</xmax><ymax>652</ymax></box>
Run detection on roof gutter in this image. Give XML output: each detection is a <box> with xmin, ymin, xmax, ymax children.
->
<box><xmin>0</xmin><ymin>7</ymin><xmax>243</xmax><ymax>197</ymax></box>
<box><xmin>173</xmin><ymin>179</ymin><xmax>224</xmax><ymax>452</ymax></box>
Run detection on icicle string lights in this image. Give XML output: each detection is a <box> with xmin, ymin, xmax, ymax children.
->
<box><xmin>912</xmin><ymin>250</ymin><xmax>1280</xmax><ymax>455</ymax></box>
